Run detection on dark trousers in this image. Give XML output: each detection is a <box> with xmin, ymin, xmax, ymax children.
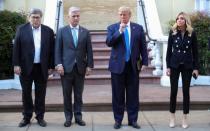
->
<box><xmin>61</xmin><ymin>64</ymin><xmax>85</xmax><ymax>122</ymax></box>
<box><xmin>170</xmin><ymin>64</ymin><xmax>192</xmax><ymax>114</ymax></box>
<box><xmin>111</xmin><ymin>61</ymin><xmax>139</xmax><ymax>123</ymax></box>
<box><xmin>19</xmin><ymin>64</ymin><xmax>47</xmax><ymax>120</ymax></box>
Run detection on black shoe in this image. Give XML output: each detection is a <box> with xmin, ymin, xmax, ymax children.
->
<box><xmin>64</xmin><ymin>121</ymin><xmax>72</xmax><ymax>127</ymax></box>
<box><xmin>128</xmin><ymin>122</ymin><xmax>141</xmax><ymax>129</ymax></box>
<box><xmin>37</xmin><ymin>119</ymin><xmax>47</xmax><ymax>127</ymax></box>
<box><xmin>18</xmin><ymin>119</ymin><xmax>30</xmax><ymax>127</ymax></box>
<box><xmin>114</xmin><ymin>122</ymin><xmax>121</xmax><ymax>129</ymax></box>
<box><xmin>75</xmin><ymin>119</ymin><xmax>86</xmax><ymax>126</ymax></box>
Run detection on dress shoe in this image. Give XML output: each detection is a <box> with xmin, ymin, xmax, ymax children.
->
<box><xmin>169</xmin><ymin>113</ymin><xmax>175</xmax><ymax>128</ymax></box>
<box><xmin>64</xmin><ymin>121</ymin><xmax>72</xmax><ymax>127</ymax></box>
<box><xmin>18</xmin><ymin>119</ymin><xmax>30</xmax><ymax>127</ymax></box>
<box><xmin>128</xmin><ymin>122</ymin><xmax>141</xmax><ymax>129</ymax></box>
<box><xmin>75</xmin><ymin>119</ymin><xmax>86</xmax><ymax>126</ymax></box>
<box><xmin>114</xmin><ymin>122</ymin><xmax>121</xmax><ymax>129</ymax></box>
<box><xmin>182</xmin><ymin>115</ymin><xmax>189</xmax><ymax>129</ymax></box>
<box><xmin>37</xmin><ymin>119</ymin><xmax>47</xmax><ymax>127</ymax></box>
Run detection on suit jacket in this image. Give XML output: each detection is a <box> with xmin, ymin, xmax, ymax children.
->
<box><xmin>166</xmin><ymin>30</ymin><xmax>199</xmax><ymax>70</ymax></box>
<box><xmin>106</xmin><ymin>22</ymin><xmax>148</xmax><ymax>74</ymax></box>
<box><xmin>55</xmin><ymin>25</ymin><xmax>93</xmax><ymax>74</ymax></box>
<box><xmin>13</xmin><ymin>23</ymin><xmax>55</xmax><ymax>80</ymax></box>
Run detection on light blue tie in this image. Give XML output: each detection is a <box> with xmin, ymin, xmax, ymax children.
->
<box><xmin>124</xmin><ymin>26</ymin><xmax>130</xmax><ymax>61</ymax></box>
<box><xmin>72</xmin><ymin>28</ymin><xmax>78</xmax><ymax>47</ymax></box>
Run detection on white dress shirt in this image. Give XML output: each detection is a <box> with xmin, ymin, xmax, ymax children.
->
<box><xmin>32</xmin><ymin>26</ymin><xmax>41</xmax><ymax>63</ymax></box>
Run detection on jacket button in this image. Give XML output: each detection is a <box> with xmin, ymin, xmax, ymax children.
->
<box><xmin>178</xmin><ymin>50</ymin><xmax>180</xmax><ymax>53</ymax></box>
<box><xmin>184</xmin><ymin>51</ymin><xmax>186</xmax><ymax>53</ymax></box>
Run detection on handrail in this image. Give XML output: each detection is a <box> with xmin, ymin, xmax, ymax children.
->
<box><xmin>138</xmin><ymin>0</ymin><xmax>157</xmax><ymax>43</ymax></box>
<box><xmin>56</xmin><ymin>0</ymin><xmax>62</xmax><ymax>33</ymax></box>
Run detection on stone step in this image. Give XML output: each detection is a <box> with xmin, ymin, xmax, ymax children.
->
<box><xmin>93</xmin><ymin>56</ymin><xmax>109</xmax><ymax>65</ymax></box>
<box><xmin>1</xmin><ymin>83</ymin><xmax>210</xmax><ymax>112</ymax></box>
<box><xmin>92</xmin><ymin>41</ymin><xmax>107</xmax><ymax>48</ymax></box>
<box><xmin>90</xmin><ymin>33</ymin><xmax>106</xmax><ymax>42</ymax></box>
<box><xmin>93</xmin><ymin>47</ymin><xmax>111</xmax><ymax>56</ymax></box>
<box><xmin>84</xmin><ymin>74</ymin><xmax>160</xmax><ymax>85</ymax></box>
<box><xmin>91</xmin><ymin>65</ymin><xmax>110</xmax><ymax>75</ymax></box>
<box><xmin>48</xmin><ymin>74</ymin><xmax>160</xmax><ymax>86</ymax></box>
<box><xmin>91</xmin><ymin>65</ymin><xmax>155</xmax><ymax>75</ymax></box>
<box><xmin>2</xmin><ymin>101</ymin><xmax>209</xmax><ymax>112</ymax></box>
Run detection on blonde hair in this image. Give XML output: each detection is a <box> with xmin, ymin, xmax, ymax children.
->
<box><xmin>118</xmin><ymin>6</ymin><xmax>131</xmax><ymax>15</ymax></box>
<box><xmin>171</xmin><ymin>12</ymin><xmax>193</xmax><ymax>36</ymax></box>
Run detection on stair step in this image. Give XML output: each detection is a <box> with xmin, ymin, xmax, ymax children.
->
<box><xmin>90</xmin><ymin>31</ymin><xmax>107</xmax><ymax>42</ymax></box>
<box><xmin>93</xmin><ymin>47</ymin><xmax>111</xmax><ymax>56</ymax></box>
<box><xmin>93</xmin><ymin>56</ymin><xmax>110</xmax><ymax>65</ymax></box>
<box><xmin>91</xmin><ymin>65</ymin><xmax>155</xmax><ymax>75</ymax></box>
<box><xmin>92</xmin><ymin>41</ymin><xmax>107</xmax><ymax>48</ymax></box>
<box><xmin>48</xmin><ymin>73</ymin><xmax>160</xmax><ymax>86</ymax></box>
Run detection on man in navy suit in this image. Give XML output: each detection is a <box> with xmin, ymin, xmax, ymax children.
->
<box><xmin>13</xmin><ymin>8</ymin><xmax>55</xmax><ymax>127</ymax></box>
<box><xmin>55</xmin><ymin>6</ymin><xmax>93</xmax><ymax>127</ymax></box>
<box><xmin>106</xmin><ymin>6</ymin><xmax>148</xmax><ymax>129</ymax></box>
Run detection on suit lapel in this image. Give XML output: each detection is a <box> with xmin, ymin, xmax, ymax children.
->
<box><xmin>40</xmin><ymin>25</ymin><xmax>45</xmax><ymax>57</ymax></box>
<box><xmin>130</xmin><ymin>23</ymin><xmax>136</xmax><ymax>51</ymax></box>
<box><xmin>67</xmin><ymin>26</ymin><xmax>75</xmax><ymax>48</ymax></box>
<box><xmin>77</xmin><ymin>26</ymin><xmax>83</xmax><ymax>48</ymax></box>
<box><xmin>26</xmin><ymin>23</ymin><xmax>35</xmax><ymax>52</ymax></box>
<box><xmin>116</xmin><ymin>23</ymin><xmax>126</xmax><ymax>48</ymax></box>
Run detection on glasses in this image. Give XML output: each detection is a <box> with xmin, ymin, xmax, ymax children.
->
<box><xmin>31</xmin><ymin>16</ymin><xmax>41</xmax><ymax>19</ymax></box>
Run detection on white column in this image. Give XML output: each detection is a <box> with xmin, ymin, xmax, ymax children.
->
<box><xmin>153</xmin><ymin>41</ymin><xmax>163</xmax><ymax>76</ymax></box>
<box><xmin>43</xmin><ymin>0</ymin><xmax>63</xmax><ymax>32</ymax></box>
<box><xmin>136</xmin><ymin>0</ymin><xmax>146</xmax><ymax>30</ymax></box>
<box><xmin>160</xmin><ymin>38</ymin><xmax>170</xmax><ymax>87</ymax></box>
<box><xmin>142</xmin><ymin>0</ymin><xmax>164</xmax><ymax>39</ymax></box>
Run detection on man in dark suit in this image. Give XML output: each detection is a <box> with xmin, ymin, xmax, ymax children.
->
<box><xmin>13</xmin><ymin>8</ymin><xmax>55</xmax><ymax>127</ymax></box>
<box><xmin>106</xmin><ymin>6</ymin><xmax>148</xmax><ymax>129</ymax></box>
<box><xmin>55</xmin><ymin>6</ymin><xmax>93</xmax><ymax>127</ymax></box>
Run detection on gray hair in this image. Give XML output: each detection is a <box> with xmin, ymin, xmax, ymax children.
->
<box><xmin>68</xmin><ymin>6</ymin><xmax>80</xmax><ymax>15</ymax></box>
<box><xmin>29</xmin><ymin>8</ymin><xmax>43</xmax><ymax>17</ymax></box>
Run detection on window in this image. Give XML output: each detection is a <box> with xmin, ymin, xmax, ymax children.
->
<box><xmin>195</xmin><ymin>0</ymin><xmax>210</xmax><ymax>16</ymax></box>
<box><xmin>0</xmin><ymin>0</ymin><xmax>4</xmax><ymax>11</ymax></box>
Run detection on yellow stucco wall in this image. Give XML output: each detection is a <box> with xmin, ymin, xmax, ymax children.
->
<box><xmin>63</xmin><ymin>0</ymin><xmax>137</xmax><ymax>30</ymax></box>
<box><xmin>3</xmin><ymin>0</ymin><xmax>196</xmax><ymax>33</ymax></box>
<box><xmin>4</xmin><ymin>0</ymin><xmax>46</xmax><ymax>15</ymax></box>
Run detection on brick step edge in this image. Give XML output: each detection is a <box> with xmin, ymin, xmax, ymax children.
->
<box><xmin>0</xmin><ymin>101</ymin><xmax>209</xmax><ymax>112</ymax></box>
<box><xmin>48</xmin><ymin>74</ymin><xmax>160</xmax><ymax>80</ymax></box>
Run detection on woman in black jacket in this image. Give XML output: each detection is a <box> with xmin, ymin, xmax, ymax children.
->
<box><xmin>166</xmin><ymin>12</ymin><xmax>199</xmax><ymax>129</ymax></box>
